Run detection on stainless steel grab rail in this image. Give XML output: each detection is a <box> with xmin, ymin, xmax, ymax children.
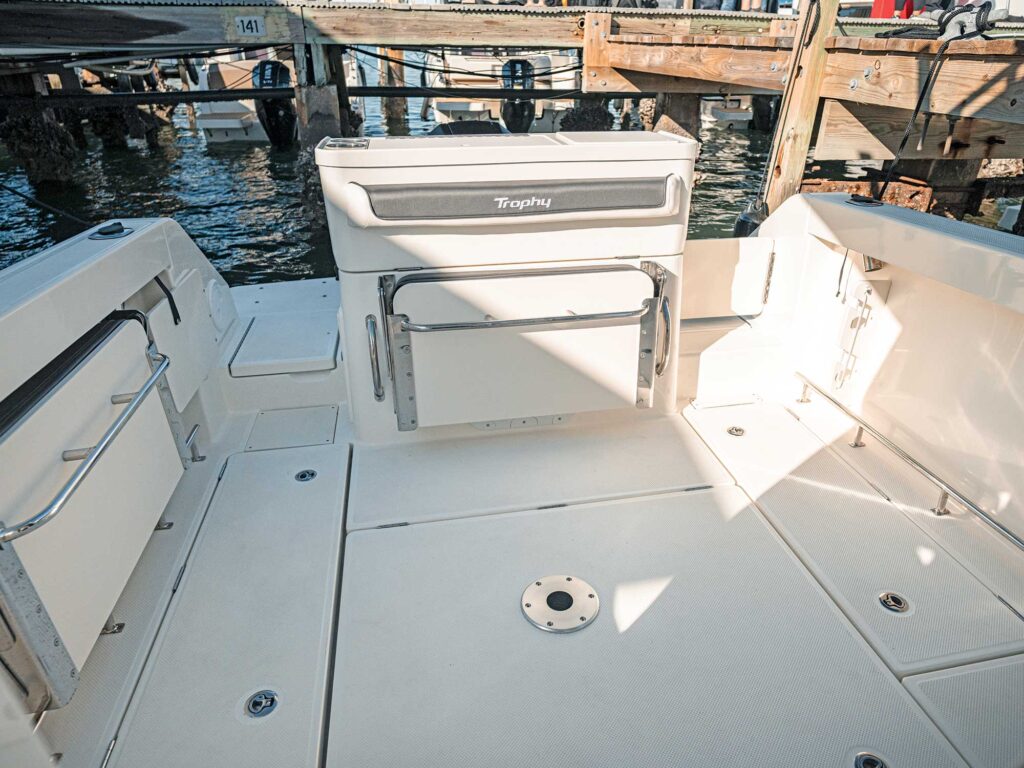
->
<box><xmin>796</xmin><ymin>373</ymin><xmax>1024</xmax><ymax>554</ymax></box>
<box><xmin>365</xmin><ymin>315</ymin><xmax>385</xmax><ymax>402</ymax></box>
<box><xmin>400</xmin><ymin>306</ymin><xmax>648</xmax><ymax>334</ymax></box>
<box><xmin>0</xmin><ymin>354</ymin><xmax>170</xmax><ymax>544</ymax></box>
<box><xmin>655</xmin><ymin>297</ymin><xmax>671</xmax><ymax>377</ymax></box>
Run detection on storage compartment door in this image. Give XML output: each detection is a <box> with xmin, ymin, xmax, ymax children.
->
<box><xmin>0</xmin><ymin>320</ymin><xmax>182</xmax><ymax>673</ymax></box>
<box><xmin>390</xmin><ymin>267</ymin><xmax>658</xmax><ymax>428</ymax></box>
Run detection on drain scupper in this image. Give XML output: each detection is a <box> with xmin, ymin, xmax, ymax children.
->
<box><xmin>245</xmin><ymin>690</ymin><xmax>279</xmax><ymax>718</ymax></box>
<box><xmin>878</xmin><ymin>591</ymin><xmax>910</xmax><ymax>613</ymax></box>
<box><xmin>522</xmin><ymin>576</ymin><xmax>599</xmax><ymax>633</ymax></box>
<box><xmin>854</xmin><ymin>753</ymin><xmax>887</xmax><ymax>768</ymax></box>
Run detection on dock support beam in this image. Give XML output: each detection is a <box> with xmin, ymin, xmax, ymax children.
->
<box><xmin>295</xmin><ymin>43</ymin><xmax>342</xmax><ymax>148</ymax></box>
<box><xmin>763</xmin><ymin>0</ymin><xmax>841</xmax><ymax>213</ymax></box>
<box><xmin>381</xmin><ymin>48</ymin><xmax>407</xmax><ymax>128</ymax></box>
<box><xmin>330</xmin><ymin>47</ymin><xmax>362</xmax><ymax>139</ymax></box>
<box><xmin>893</xmin><ymin>158</ymin><xmax>984</xmax><ymax>219</ymax></box>
<box><xmin>0</xmin><ymin>71</ymin><xmax>77</xmax><ymax>184</ymax></box>
<box><xmin>653</xmin><ymin>93</ymin><xmax>701</xmax><ymax>142</ymax></box>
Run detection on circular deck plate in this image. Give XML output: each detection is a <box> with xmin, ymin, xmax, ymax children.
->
<box><xmin>522</xmin><ymin>576</ymin><xmax>599</xmax><ymax>633</ymax></box>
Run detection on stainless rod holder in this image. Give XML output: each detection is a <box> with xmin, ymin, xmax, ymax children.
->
<box><xmin>932</xmin><ymin>490</ymin><xmax>950</xmax><ymax>517</ymax></box>
<box><xmin>62</xmin><ymin>447</ymin><xmax>93</xmax><ymax>462</ymax></box>
<box><xmin>849</xmin><ymin>426</ymin><xmax>866</xmax><ymax>448</ymax></box>
<box><xmin>184</xmin><ymin>424</ymin><xmax>205</xmax><ymax>463</ymax></box>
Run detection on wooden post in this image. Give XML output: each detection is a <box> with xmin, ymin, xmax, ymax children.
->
<box><xmin>294</xmin><ymin>43</ymin><xmax>342</xmax><ymax>147</ymax></box>
<box><xmin>56</xmin><ymin>67</ymin><xmax>88</xmax><ymax>149</ymax></box>
<box><xmin>330</xmin><ymin>47</ymin><xmax>361</xmax><ymax>139</ymax></box>
<box><xmin>653</xmin><ymin>93</ymin><xmax>701</xmax><ymax>142</ymax></box>
<box><xmin>894</xmin><ymin>158</ymin><xmax>984</xmax><ymax>218</ymax></box>
<box><xmin>176</xmin><ymin>60</ymin><xmax>197</xmax><ymax>130</ymax></box>
<box><xmin>381</xmin><ymin>47</ymin><xmax>407</xmax><ymax>124</ymax></box>
<box><xmin>0</xmin><ymin>71</ymin><xmax>77</xmax><ymax>184</ymax></box>
<box><xmin>763</xmin><ymin>0</ymin><xmax>841</xmax><ymax>213</ymax></box>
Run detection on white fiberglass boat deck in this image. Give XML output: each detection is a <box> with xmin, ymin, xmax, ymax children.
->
<box><xmin>1</xmin><ymin>132</ymin><xmax>1022</xmax><ymax>768</ymax></box>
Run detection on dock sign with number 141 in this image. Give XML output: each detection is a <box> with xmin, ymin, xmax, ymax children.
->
<box><xmin>234</xmin><ymin>16</ymin><xmax>266</xmax><ymax>37</ymax></box>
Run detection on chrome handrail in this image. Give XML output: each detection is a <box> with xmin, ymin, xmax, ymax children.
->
<box><xmin>365</xmin><ymin>314</ymin><xmax>385</xmax><ymax>402</ymax></box>
<box><xmin>655</xmin><ymin>296</ymin><xmax>671</xmax><ymax>377</ymax></box>
<box><xmin>796</xmin><ymin>373</ymin><xmax>1024</xmax><ymax>554</ymax></box>
<box><xmin>0</xmin><ymin>354</ymin><xmax>171</xmax><ymax>544</ymax></box>
<box><xmin>400</xmin><ymin>305</ymin><xmax>648</xmax><ymax>334</ymax></box>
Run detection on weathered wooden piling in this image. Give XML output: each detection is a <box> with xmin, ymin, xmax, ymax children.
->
<box><xmin>652</xmin><ymin>93</ymin><xmax>701</xmax><ymax>142</ymax></box>
<box><xmin>0</xmin><ymin>72</ymin><xmax>77</xmax><ymax>184</ymax></box>
<box><xmin>380</xmin><ymin>48</ymin><xmax>407</xmax><ymax>124</ymax></box>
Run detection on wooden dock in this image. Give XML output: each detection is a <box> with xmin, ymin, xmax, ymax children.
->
<box><xmin>2</xmin><ymin>0</ymin><xmax>1024</xmax><ymax>220</ymax></box>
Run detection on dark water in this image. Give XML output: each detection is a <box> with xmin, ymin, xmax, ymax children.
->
<box><xmin>0</xmin><ymin>82</ymin><xmax>770</xmax><ymax>285</ymax></box>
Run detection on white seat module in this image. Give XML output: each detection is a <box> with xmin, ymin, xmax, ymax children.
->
<box><xmin>328</xmin><ymin>487</ymin><xmax>964</xmax><ymax>767</ymax></box>
<box><xmin>317</xmin><ymin>132</ymin><xmax>692</xmax><ymax>438</ymax></box>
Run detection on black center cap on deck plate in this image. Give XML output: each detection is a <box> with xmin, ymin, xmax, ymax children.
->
<box><xmin>522</xmin><ymin>576</ymin><xmax>600</xmax><ymax>633</ymax></box>
<box><xmin>546</xmin><ymin>590</ymin><xmax>574</xmax><ymax>612</ymax></box>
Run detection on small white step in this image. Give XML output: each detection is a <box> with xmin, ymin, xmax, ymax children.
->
<box><xmin>229</xmin><ymin>310</ymin><xmax>338</xmax><ymax>377</ymax></box>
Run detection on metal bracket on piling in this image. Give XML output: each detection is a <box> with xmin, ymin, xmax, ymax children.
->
<box><xmin>849</xmin><ymin>426</ymin><xmax>866</xmax><ymax>448</ymax></box>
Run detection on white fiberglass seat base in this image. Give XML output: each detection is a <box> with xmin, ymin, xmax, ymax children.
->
<box><xmin>329</xmin><ymin>486</ymin><xmax>963</xmax><ymax>768</ymax></box>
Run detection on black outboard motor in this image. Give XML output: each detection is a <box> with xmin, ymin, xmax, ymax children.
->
<box><xmin>252</xmin><ymin>60</ymin><xmax>297</xmax><ymax>148</ymax></box>
<box><xmin>501</xmin><ymin>100</ymin><xmax>535</xmax><ymax>134</ymax></box>
<box><xmin>501</xmin><ymin>59</ymin><xmax>536</xmax><ymax>133</ymax></box>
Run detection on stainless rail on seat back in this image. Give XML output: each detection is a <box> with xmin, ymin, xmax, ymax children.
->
<box><xmin>0</xmin><ymin>353</ymin><xmax>170</xmax><ymax>544</ymax></box>
<box><xmin>375</xmin><ymin>262</ymin><xmax>670</xmax><ymax>431</ymax></box>
<box><xmin>796</xmin><ymin>373</ymin><xmax>1024</xmax><ymax>554</ymax></box>
<box><xmin>400</xmin><ymin>305</ymin><xmax>649</xmax><ymax>334</ymax></box>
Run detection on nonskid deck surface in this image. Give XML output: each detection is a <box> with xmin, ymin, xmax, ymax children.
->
<box><xmin>106</xmin><ymin>444</ymin><xmax>348</xmax><ymax>768</ymax></box>
<box><xmin>347</xmin><ymin>411</ymin><xmax>730</xmax><ymax>530</ymax></box>
<box><xmin>329</xmin><ymin>486</ymin><xmax>962</xmax><ymax>767</ymax></box>
<box><xmin>97</xmin><ymin>406</ymin><xmax>1024</xmax><ymax>768</ymax></box>
<box><xmin>686</xmin><ymin>403</ymin><xmax>1024</xmax><ymax>678</ymax></box>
